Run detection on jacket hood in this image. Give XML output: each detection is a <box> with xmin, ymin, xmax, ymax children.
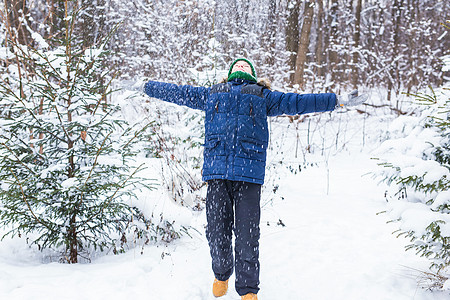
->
<box><xmin>219</xmin><ymin>77</ymin><xmax>271</xmax><ymax>89</ymax></box>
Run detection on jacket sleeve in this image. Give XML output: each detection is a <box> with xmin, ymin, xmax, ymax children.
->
<box><xmin>144</xmin><ymin>80</ymin><xmax>209</xmax><ymax>111</ymax></box>
<box><xmin>264</xmin><ymin>89</ymin><xmax>337</xmax><ymax>117</ymax></box>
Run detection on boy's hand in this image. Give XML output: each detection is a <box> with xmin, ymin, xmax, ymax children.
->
<box><xmin>120</xmin><ymin>80</ymin><xmax>145</xmax><ymax>93</ymax></box>
<box><xmin>337</xmin><ymin>90</ymin><xmax>368</xmax><ymax>107</ymax></box>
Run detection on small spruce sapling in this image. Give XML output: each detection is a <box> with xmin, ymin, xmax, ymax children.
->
<box><xmin>0</xmin><ymin>6</ymin><xmax>160</xmax><ymax>263</ymax></box>
<box><xmin>376</xmin><ymin>23</ymin><xmax>450</xmax><ymax>286</ymax></box>
<box><xmin>377</xmin><ymin>85</ymin><xmax>450</xmax><ymax>281</ymax></box>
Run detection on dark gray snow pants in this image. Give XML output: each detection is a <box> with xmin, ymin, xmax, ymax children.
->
<box><xmin>205</xmin><ymin>179</ymin><xmax>261</xmax><ymax>296</ymax></box>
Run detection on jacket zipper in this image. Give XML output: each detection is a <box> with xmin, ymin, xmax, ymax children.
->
<box><xmin>250</xmin><ymin>103</ymin><xmax>256</xmax><ymax>126</ymax></box>
<box><xmin>211</xmin><ymin>101</ymin><xmax>219</xmax><ymax>121</ymax></box>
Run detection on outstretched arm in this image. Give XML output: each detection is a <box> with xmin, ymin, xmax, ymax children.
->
<box><xmin>265</xmin><ymin>90</ymin><xmax>337</xmax><ymax>117</ymax></box>
<box><xmin>144</xmin><ymin>81</ymin><xmax>209</xmax><ymax>111</ymax></box>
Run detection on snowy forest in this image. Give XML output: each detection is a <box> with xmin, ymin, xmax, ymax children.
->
<box><xmin>0</xmin><ymin>0</ymin><xmax>449</xmax><ymax>299</ymax></box>
<box><xmin>3</xmin><ymin>0</ymin><xmax>447</xmax><ymax>90</ymax></box>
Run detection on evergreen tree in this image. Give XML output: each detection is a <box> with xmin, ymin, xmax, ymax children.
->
<box><xmin>0</xmin><ymin>3</ymin><xmax>159</xmax><ymax>263</ymax></box>
<box><xmin>380</xmin><ymin>86</ymin><xmax>449</xmax><ymax>275</ymax></box>
<box><xmin>377</xmin><ymin>23</ymin><xmax>450</xmax><ymax>280</ymax></box>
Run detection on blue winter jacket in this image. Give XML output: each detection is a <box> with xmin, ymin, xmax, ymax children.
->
<box><xmin>144</xmin><ymin>78</ymin><xmax>336</xmax><ymax>184</ymax></box>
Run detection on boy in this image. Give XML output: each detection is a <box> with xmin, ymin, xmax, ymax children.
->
<box><xmin>143</xmin><ymin>58</ymin><xmax>367</xmax><ymax>299</ymax></box>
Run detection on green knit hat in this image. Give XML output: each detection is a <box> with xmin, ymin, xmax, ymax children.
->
<box><xmin>227</xmin><ymin>58</ymin><xmax>257</xmax><ymax>83</ymax></box>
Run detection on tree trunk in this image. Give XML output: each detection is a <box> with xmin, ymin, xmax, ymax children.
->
<box><xmin>5</xmin><ymin>0</ymin><xmax>31</xmax><ymax>45</ymax></box>
<box><xmin>294</xmin><ymin>1</ymin><xmax>314</xmax><ymax>88</ymax></box>
<box><xmin>328</xmin><ymin>0</ymin><xmax>339</xmax><ymax>90</ymax></box>
<box><xmin>240</xmin><ymin>0</ymin><xmax>250</xmax><ymax>26</ymax></box>
<box><xmin>286</xmin><ymin>0</ymin><xmax>300</xmax><ymax>83</ymax></box>
<box><xmin>352</xmin><ymin>0</ymin><xmax>362</xmax><ymax>89</ymax></box>
<box><xmin>264</xmin><ymin>0</ymin><xmax>277</xmax><ymax>70</ymax></box>
<box><xmin>406</xmin><ymin>0</ymin><xmax>418</xmax><ymax>92</ymax></box>
<box><xmin>78</xmin><ymin>0</ymin><xmax>107</xmax><ymax>48</ymax></box>
<box><xmin>393</xmin><ymin>0</ymin><xmax>403</xmax><ymax>107</ymax></box>
<box><xmin>214</xmin><ymin>1</ymin><xmax>227</xmax><ymax>45</ymax></box>
<box><xmin>315</xmin><ymin>0</ymin><xmax>324</xmax><ymax>79</ymax></box>
<box><xmin>48</xmin><ymin>0</ymin><xmax>66</xmax><ymax>38</ymax></box>
<box><xmin>68</xmin><ymin>213</ymin><xmax>78</xmax><ymax>263</ymax></box>
<box><xmin>387</xmin><ymin>0</ymin><xmax>402</xmax><ymax>102</ymax></box>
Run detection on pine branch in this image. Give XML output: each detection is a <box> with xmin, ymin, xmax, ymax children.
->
<box><xmin>52</xmin><ymin>104</ymin><xmax>72</xmax><ymax>142</ymax></box>
<box><xmin>91</xmin><ymin>71</ymin><xmax>119</xmax><ymax>117</ymax></box>
<box><xmin>8</xmin><ymin>167</ymin><xmax>45</xmax><ymax>227</ymax></box>
<box><xmin>0</xmin><ymin>77</ymin><xmax>67</xmax><ymax>144</ymax></box>
<box><xmin>25</xmin><ymin>45</ymin><xmax>62</xmax><ymax>84</ymax></box>
<box><xmin>78</xmin><ymin>163</ymin><xmax>146</xmax><ymax>229</ymax></box>
<box><xmin>65</xmin><ymin>49</ymin><xmax>85</xmax><ymax>113</ymax></box>
<box><xmin>78</xmin><ymin>131</ymin><xmax>113</xmax><ymax>204</ymax></box>
<box><xmin>0</xmin><ymin>141</ymin><xmax>37</xmax><ymax>175</ymax></box>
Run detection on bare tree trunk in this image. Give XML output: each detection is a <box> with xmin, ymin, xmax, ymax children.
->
<box><xmin>48</xmin><ymin>0</ymin><xmax>66</xmax><ymax>38</ymax></box>
<box><xmin>286</xmin><ymin>0</ymin><xmax>300</xmax><ymax>83</ymax></box>
<box><xmin>240</xmin><ymin>0</ymin><xmax>250</xmax><ymax>25</ymax></box>
<box><xmin>315</xmin><ymin>0</ymin><xmax>324</xmax><ymax>79</ymax></box>
<box><xmin>5</xmin><ymin>0</ymin><xmax>31</xmax><ymax>45</ymax></box>
<box><xmin>352</xmin><ymin>0</ymin><xmax>362</xmax><ymax>89</ymax></box>
<box><xmin>78</xmin><ymin>0</ymin><xmax>107</xmax><ymax>48</ymax></box>
<box><xmin>388</xmin><ymin>0</ymin><xmax>403</xmax><ymax>102</ymax></box>
<box><xmin>406</xmin><ymin>0</ymin><xmax>418</xmax><ymax>92</ymax></box>
<box><xmin>394</xmin><ymin>0</ymin><xmax>403</xmax><ymax>107</ymax></box>
<box><xmin>328</xmin><ymin>0</ymin><xmax>338</xmax><ymax>90</ymax></box>
<box><xmin>264</xmin><ymin>0</ymin><xmax>277</xmax><ymax>71</ymax></box>
<box><xmin>214</xmin><ymin>1</ymin><xmax>227</xmax><ymax>46</ymax></box>
<box><xmin>294</xmin><ymin>1</ymin><xmax>314</xmax><ymax>88</ymax></box>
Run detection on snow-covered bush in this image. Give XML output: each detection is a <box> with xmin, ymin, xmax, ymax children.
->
<box><xmin>375</xmin><ymin>81</ymin><xmax>450</xmax><ymax>285</ymax></box>
<box><xmin>144</xmin><ymin>102</ymin><xmax>206</xmax><ymax>210</ymax></box>
<box><xmin>0</xmin><ymin>7</ymin><xmax>177</xmax><ymax>263</ymax></box>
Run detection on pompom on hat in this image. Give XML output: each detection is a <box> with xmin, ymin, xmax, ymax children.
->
<box><xmin>227</xmin><ymin>58</ymin><xmax>257</xmax><ymax>83</ymax></box>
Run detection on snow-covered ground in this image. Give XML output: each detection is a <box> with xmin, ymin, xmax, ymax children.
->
<box><xmin>1</xmin><ymin>91</ymin><xmax>449</xmax><ymax>300</ymax></box>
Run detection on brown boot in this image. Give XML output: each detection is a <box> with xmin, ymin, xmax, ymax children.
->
<box><xmin>241</xmin><ymin>293</ymin><xmax>258</xmax><ymax>300</ymax></box>
<box><xmin>212</xmin><ymin>278</ymin><xmax>228</xmax><ymax>297</ymax></box>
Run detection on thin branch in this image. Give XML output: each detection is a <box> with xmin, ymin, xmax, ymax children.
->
<box><xmin>122</xmin><ymin>120</ymin><xmax>153</xmax><ymax>150</ymax></box>
<box><xmin>78</xmin><ymin>131</ymin><xmax>113</xmax><ymax>203</ymax></box>
<box><xmin>8</xmin><ymin>167</ymin><xmax>43</xmax><ymax>226</ymax></box>
<box><xmin>0</xmin><ymin>71</ymin><xmax>67</xmax><ymax>144</ymax></box>
<box><xmin>91</xmin><ymin>71</ymin><xmax>119</xmax><ymax>116</ymax></box>
<box><xmin>52</xmin><ymin>103</ymin><xmax>72</xmax><ymax>142</ymax></box>
<box><xmin>79</xmin><ymin>163</ymin><xmax>146</xmax><ymax>228</ymax></box>
<box><xmin>1</xmin><ymin>141</ymin><xmax>37</xmax><ymax>175</ymax></box>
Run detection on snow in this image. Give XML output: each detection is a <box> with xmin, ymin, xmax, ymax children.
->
<box><xmin>1</xmin><ymin>87</ymin><xmax>449</xmax><ymax>299</ymax></box>
<box><xmin>60</xmin><ymin>177</ymin><xmax>78</xmax><ymax>190</ymax></box>
<box><xmin>442</xmin><ymin>55</ymin><xmax>450</xmax><ymax>72</ymax></box>
<box><xmin>30</xmin><ymin>31</ymin><xmax>49</xmax><ymax>49</ymax></box>
<box><xmin>0</xmin><ymin>150</ymin><xmax>447</xmax><ymax>299</ymax></box>
<box><xmin>432</xmin><ymin>191</ymin><xmax>450</xmax><ymax>210</ymax></box>
<box><xmin>0</xmin><ymin>47</ymin><xmax>14</xmax><ymax>60</ymax></box>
